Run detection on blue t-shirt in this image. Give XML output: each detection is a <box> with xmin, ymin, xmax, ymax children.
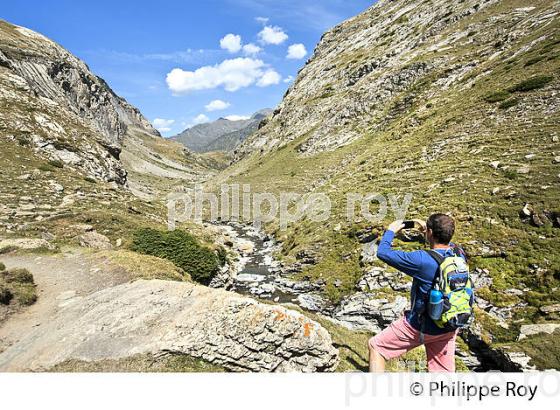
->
<box><xmin>376</xmin><ymin>230</ymin><xmax>460</xmax><ymax>335</ymax></box>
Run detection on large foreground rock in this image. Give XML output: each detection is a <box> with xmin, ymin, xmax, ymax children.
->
<box><xmin>333</xmin><ymin>292</ymin><xmax>407</xmax><ymax>333</ymax></box>
<box><xmin>0</xmin><ymin>279</ymin><xmax>339</xmax><ymax>372</ymax></box>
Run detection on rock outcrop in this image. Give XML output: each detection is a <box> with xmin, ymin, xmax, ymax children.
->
<box><xmin>333</xmin><ymin>293</ymin><xmax>408</xmax><ymax>333</ymax></box>
<box><xmin>0</xmin><ymin>279</ymin><xmax>339</xmax><ymax>372</ymax></box>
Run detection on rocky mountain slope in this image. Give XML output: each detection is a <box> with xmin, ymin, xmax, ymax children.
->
<box><xmin>172</xmin><ymin>109</ymin><xmax>271</xmax><ymax>153</ymax></box>
<box><xmin>213</xmin><ymin>0</ymin><xmax>560</xmax><ymax>369</ymax></box>
<box><xmin>0</xmin><ymin>20</ymin><xmax>159</xmax><ymax>185</ymax></box>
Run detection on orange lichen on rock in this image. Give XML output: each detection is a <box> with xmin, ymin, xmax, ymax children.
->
<box><xmin>273</xmin><ymin>310</ymin><xmax>287</xmax><ymax>321</ymax></box>
<box><xmin>303</xmin><ymin>322</ymin><xmax>314</xmax><ymax>337</ymax></box>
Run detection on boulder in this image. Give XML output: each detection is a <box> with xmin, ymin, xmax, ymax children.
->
<box><xmin>360</xmin><ymin>241</ymin><xmax>378</xmax><ymax>264</ymax></box>
<box><xmin>357</xmin><ymin>267</ymin><xmax>411</xmax><ymax>292</ymax></box>
<box><xmin>0</xmin><ymin>279</ymin><xmax>339</xmax><ymax>372</ymax></box>
<box><xmin>518</xmin><ymin>323</ymin><xmax>560</xmax><ymax>341</ymax></box>
<box><xmin>78</xmin><ymin>231</ymin><xmax>113</xmax><ymax>250</ymax></box>
<box><xmin>333</xmin><ymin>292</ymin><xmax>407</xmax><ymax>333</ymax></box>
<box><xmin>540</xmin><ymin>304</ymin><xmax>560</xmax><ymax>315</ymax></box>
<box><xmin>297</xmin><ymin>293</ymin><xmax>326</xmax><ymax>312</ymax></box>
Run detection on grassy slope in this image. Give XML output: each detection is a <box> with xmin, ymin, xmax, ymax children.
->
<box><xmin>213</xmin><ymin>0</ymin><xmax>560</xmax><ymax>366</ymax></box>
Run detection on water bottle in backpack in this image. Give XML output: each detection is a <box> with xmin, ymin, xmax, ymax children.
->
<box><xmin>428</xmin><ymin>287</ymin><xmax>444</xmax><ymax>320</ymax></box>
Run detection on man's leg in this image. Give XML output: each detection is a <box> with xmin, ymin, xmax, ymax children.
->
<box><xmin>368</xmin><ymin>343</ymin><xmax>386</xmax><ymax>372</ymax></box>
<box><xmin>424</xmin><ymin>331</ymin><xmax>458</xmax><ymax>372</ymax></box>
<box><xmin>367</xmin><ymin>316</ymin><xmax>421</xmax><ymax>373</ymax></box>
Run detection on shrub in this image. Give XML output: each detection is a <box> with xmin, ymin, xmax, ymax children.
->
<box><xmin>0</xmin><ymin>262</ymin><xmax>5</xmax><ymax>272</ymax></box>
<box><xmin>11</xmin><ymin>283</ymin><xmax>37</xmax><ymax>305</ymax></box>
<box><xmin>3</xmin><ymin>268</ymin><xmax>34</xmax><ymax>284</ymax></box>
<box><xmin>503</xmin><ymin>169</ymin><xmax>518</xmax><ymax>180</ymax></box>
<box><xmin>0</xmin><ymin>246</ymin><xmax>17</xmax><ymax>255</ymax></box>
<box><xmin>508</xmin><ymin>75</ymin><xmax>553</xmax><ymax>92</ymax></box>
<box><xmin>0</xmin><ymin>267</ymin><xmax>36</xmax><ymax>306</ymax></box>
<box><xmin>131</xmin><ymin>228</ymin><xmax>223</xmax><ymax>285</ymax></box>
<box><xmin>484</xmin><ymin>90</ymin><xmax>510</xmax><ymax>103</ymax></box>
<box><xmin>0</xmin><ymin>286</ymin><xmax>13</xmax><ymax>305</ymax></box>
<box><xmin>499</xmin><ymin>98</ymin><xmax>520</xmax><ymax>109</ymax></box>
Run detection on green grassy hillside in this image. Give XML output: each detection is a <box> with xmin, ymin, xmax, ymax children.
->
<box><xmin>211</xmin><ymin>0</ymin><xmax>560</xmax><ymax>367</ymax></box>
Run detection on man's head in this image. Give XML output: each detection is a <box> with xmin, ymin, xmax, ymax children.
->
<box><xmin>425</xmin><ymin>213</ymin><xmax>455</xmax><ymax>246</ymax></box>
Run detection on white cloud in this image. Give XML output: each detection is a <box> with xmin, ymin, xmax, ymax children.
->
<box><xmin>242</xmin><ymin>43</ymin><xmax>262</xmax><ymax>56</ymax></box>
<box><xmin>224</xmin><ymin>115</ymin><xmax>250</xmax><ymax>121</ymax></box>
<box><xmin>192</xmin><ymin>114</ymin><xmax>210</xmax><ymax>126</ymax></box>
<box><xmin>257</xmin><ymin>69</ymin><xmax>281</xmax><ymax>87</ymax></box>
<box><xmin>152</xmin><ymin>118</ymin><xmax>175</xmax><ymax>132</ymax></box>
<box><xmin>283</xmin><ymin>75</ymin><xmax>294</xmax><ymax>83</ymax></box>
<box><xmin>166</xmin><ymin>58</ymin><xmax>269</xmax><ymax>93</ymax></box>
<box><xmin>205</xmin><ymin>99</ymin><xmax>231</xmax><ymax>112</ymax></box>
<box><xmin>287</xmin><ymin>43</ymin><xmax>307</xmax><ymax>60</ymax></box>
<box><xmin>258</xmin><ymin>25</ymin><xmax>288</xmax><ymax>45</ymax></box>
<box><xmin>220</xmin><ymin>33</ymin><xmax>242</xmax><ymax>53</ymax></box>
<box><xmin>255</xmin><ymin>17</ymin><xmax>269</xmax><ymax>25</ymax></box>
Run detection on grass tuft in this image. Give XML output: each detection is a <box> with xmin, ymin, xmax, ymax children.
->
<box><xmin>507</xmin><ymin>75</ymin><xmax>553</xmax><ymax>92</ymax></box>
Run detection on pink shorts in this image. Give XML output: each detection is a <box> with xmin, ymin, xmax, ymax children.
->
<box><xmin>369</xmin><ymin>316</ymin><xmax>458</xmax><ymax>372</ymax></box>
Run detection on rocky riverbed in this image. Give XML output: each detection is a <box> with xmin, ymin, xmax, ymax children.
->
<box><xmin>206</xmin><ymin>221</ymin><xmax>544</xmax><ymax>372</ymax></box>
<box><xmin>208</xmin><ymin>223</ymin><xmax>417</xmax><ymax>333</ymax></box>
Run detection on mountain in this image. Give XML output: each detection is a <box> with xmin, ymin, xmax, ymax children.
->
<box><xmin>214</xmin><ymin>0</ymin><xmax>560</xmax><ymax>369</ymax></box>
<box><xmin>0</xmin><ymin>19</ymin><xmax>218</xmax><ymax>202</ymax></box>
<box><xmin>0</xmin><ymin>20</ymin><xmax>160</xmax><ymax>185</ymax></box>
<box><xmin>172</xmin><ymin>109</ymin><xmax>272</xmax><ymax>153</ymax></box>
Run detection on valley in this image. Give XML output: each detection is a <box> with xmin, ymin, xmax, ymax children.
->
<box><xmin>1</xmin><ymin>0</ymin><xmax>560</xmax><ymax>373</ymax></box>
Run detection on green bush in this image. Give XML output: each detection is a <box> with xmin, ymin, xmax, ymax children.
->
<box><xmin>0</xmin><ymin>262</ymin><xmax>5</xmax><ymax>272</ymax></box>
<box><xmin>0</xmin><ymin>246</ymin><xmax>17</xmax><ymax>255</ymax></box>
<box><xmin>131</xmin><ymin>228</ymin><xmax>223</xmax><ymax>285</ymax></box>
<box><xmin>508</xmin><ymin>75</ymin><xmax>553</xmax><ymax>92</ymax></box>
<box><xmin>0</xmin><ymin>285</ymin><xmax>13</xmax><ymax>305</ymax></box>
<box><xmin>2</xmin><ymin>268</ymin><xmax>34</xmax><ymax>284</ymax></box>
<box><xmin>0</xmin><ymin>267</ymin><xmax>36</xmax><ymax>306</ymax></box>
<box><xmin>499</xmin><ymin>98</ymin><xmax>520</xmax><ymax>109</ymax></box>
<box><xmin>484</xmin><ymin>90</ymin><xmax>510</xmax><ymax>103</ymax></box>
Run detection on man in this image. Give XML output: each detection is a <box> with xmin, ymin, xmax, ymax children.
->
<box><xmin>368</xmin><ymin>213</ymin><xmax>462</xmax><ymax>372</ymax></box>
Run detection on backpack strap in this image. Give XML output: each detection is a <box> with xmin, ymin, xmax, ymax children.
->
<box><xmin>425</xmin><ymin>249</ymin><xmax>445</xmax><ymax>287</ymax></box>
<box><xmin>425</xmin><ymin>249</ymin><xmax>445</xmax><ymax>265</ymax></box>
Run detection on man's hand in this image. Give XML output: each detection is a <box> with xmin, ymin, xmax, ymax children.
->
<box><xmin>412</xmin><ymin>219</ymin><xmax>426</xmax><ymax>233</ymax></box>
<box><xmin>387</xmin><ymin>220</ymin><xmax>405</xmax><ymax>233</ymax></box>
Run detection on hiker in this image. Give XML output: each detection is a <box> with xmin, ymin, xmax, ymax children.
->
<box><xmin>368</xmin><ymin>213</ymin><xmax>473</xmax><ymax>372</ymax></box>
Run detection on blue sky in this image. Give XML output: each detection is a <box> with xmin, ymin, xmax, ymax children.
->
<box><xmin>1</xmin><ymin>0</ymin><xmax>374</xmax><ymax>136</ymax></box>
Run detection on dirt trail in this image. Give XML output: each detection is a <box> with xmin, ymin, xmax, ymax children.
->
<box><xmin>0</xmin><ymin>249</ymin><xmax>130</xmax><ymax>361</ymax></box>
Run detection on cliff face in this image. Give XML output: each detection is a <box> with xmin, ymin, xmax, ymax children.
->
<box><xmin>0</xmin><ymin>20</ymin><xmax>159</xmax><ymax>184</ymax></box>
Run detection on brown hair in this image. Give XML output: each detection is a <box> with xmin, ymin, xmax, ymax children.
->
<box><xmin>426</xmin><ymin>213</ymin><xmax>455</xmax><ymax>244</ymax></box>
